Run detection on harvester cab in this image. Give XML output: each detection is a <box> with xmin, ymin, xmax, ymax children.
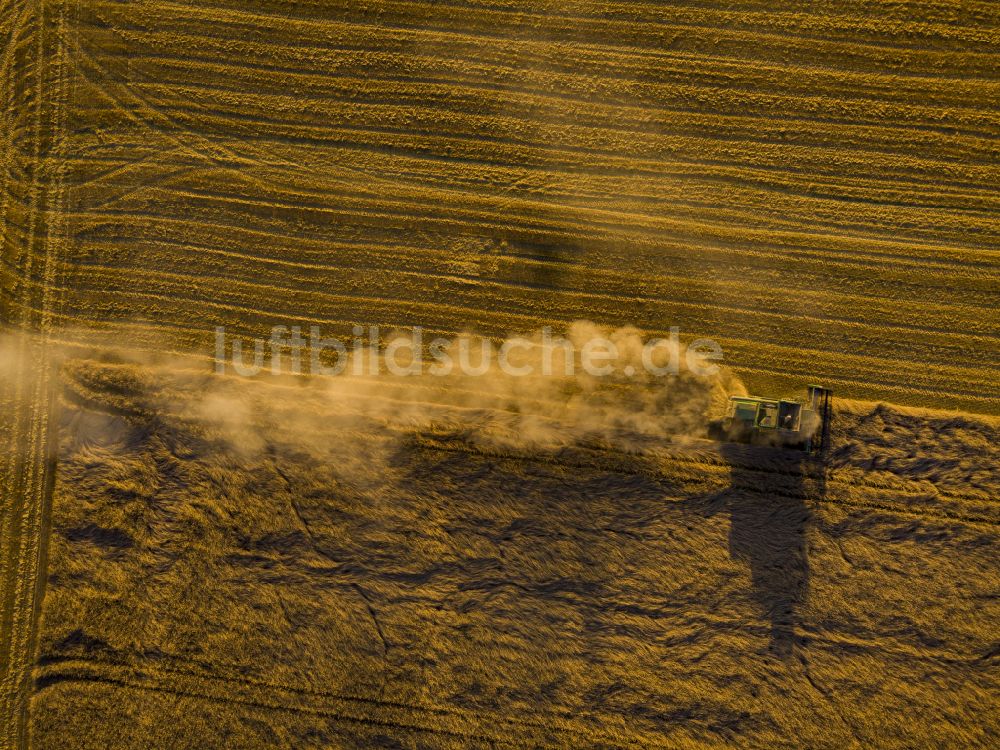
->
<box><xmin>709</xmin><ymin>385</ymin><xmax>832</xmax><ymax>455</ymax></box>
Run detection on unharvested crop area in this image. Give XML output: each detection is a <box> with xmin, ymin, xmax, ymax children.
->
<box><xmin>30</xmin><ymin>361</ymin><xmax>1000</xmax><ymax>748</ymax></box>
<box><xmin>1</xmin><ymin>0</ymin><xmax>998</xmax><ymax>748</ymax></box>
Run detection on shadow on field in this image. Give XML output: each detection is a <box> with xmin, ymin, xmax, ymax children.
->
<box><xmin>706</xmin><ymin>443</ymin><xmax>824</xmax><ymax>657</ymax></box>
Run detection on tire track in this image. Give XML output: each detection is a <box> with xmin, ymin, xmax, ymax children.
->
<box><xmin>0</xmin><ymin>1</ymin><xmax>72</xmax><ymax>747</ymax></box>
<box><xmin>32</xmin><ymin>658</ymin><xmax>653</xmax><ymax>748</ymax></box>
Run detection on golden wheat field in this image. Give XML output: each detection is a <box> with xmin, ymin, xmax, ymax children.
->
<box><xmin>1</xmin><ymin>0</ymin><xmax>999</xmax><ymax>748</ymax></box>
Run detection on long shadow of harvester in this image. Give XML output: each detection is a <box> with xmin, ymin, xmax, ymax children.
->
<box><xmin>704</xmin><ymin>441</ymin><xmax>828</xmax><ymax>657</ymax></box>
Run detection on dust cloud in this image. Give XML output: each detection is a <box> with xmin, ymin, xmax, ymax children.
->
<box><xmin>318</xmin><ymin>321</ymin><xmax>744</xmax><ymax>450</ymax></box>
<box><xmin>49</xmin><ymin>321</ymin><xmax>746</xmax><ymax>470</ymax></box>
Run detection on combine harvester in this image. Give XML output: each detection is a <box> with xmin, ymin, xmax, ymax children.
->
<box><xmin>708</xmin><ymin>385</ymin><xmax>833</xmax><ymax>455</ymax></box>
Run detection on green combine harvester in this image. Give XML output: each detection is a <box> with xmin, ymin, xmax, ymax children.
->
<box><xmin>708</xmin><ymin>385</ymin><xmax>833</xmax><ymax>455</ymax></box>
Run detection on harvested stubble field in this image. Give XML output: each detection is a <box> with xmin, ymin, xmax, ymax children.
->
<box><xmin>1</xmin><ymin>0</ymin><xmax>999</xmax><ymax>748</ymax></box>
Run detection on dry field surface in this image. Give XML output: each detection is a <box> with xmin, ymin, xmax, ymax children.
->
<box><xmin>29</xmin><ymin>361</ymin><xmax>1000</xmax><ymax>749</ymax></box>
<box><xmin>1</xmin><ymin>0</ymin><xmax>998</xmax><ymax>748</ymax></box>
